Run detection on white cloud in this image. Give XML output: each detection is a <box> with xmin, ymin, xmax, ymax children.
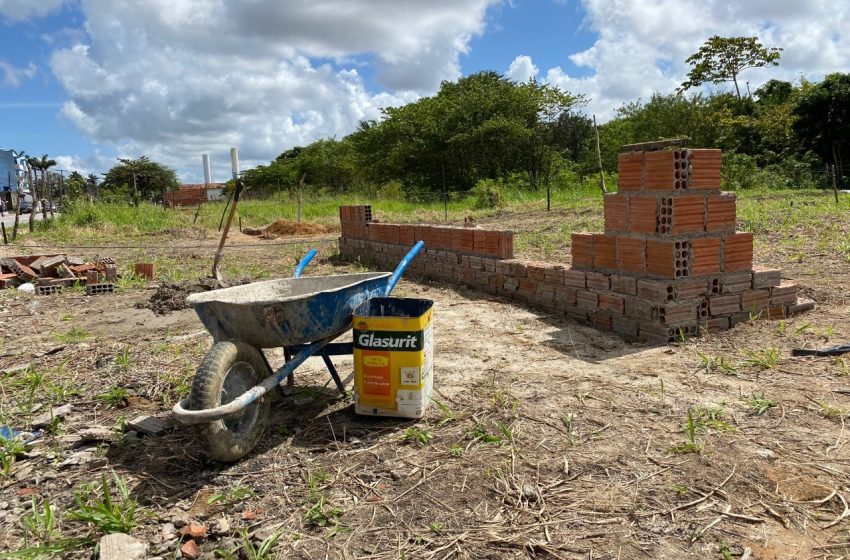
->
<box><xmin>539</xmin><ymin>0</ymin><xmax>850</xmax><ymax>120</ymax></box>
<box><xmin>0</xmin><ymin>60</ymin><xmax>37</xmax><ymax>87</ymax></box>
<box><xmin>0</xmin><ymin>0</ymin><xmax>64</xmax><ymax>21</ymax></box>
<box><xmin>506</xmin><ymin>55</ymin><xmax>538</xmax><ymax>83</ymax></box>
<box><xmin>49</xmin><ymin>0</ymin><xmax>497</xmax><ymax>180</ymax></box>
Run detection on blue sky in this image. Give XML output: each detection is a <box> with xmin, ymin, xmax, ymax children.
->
<box><xmin>0</xmin><ymin>0</ymin><xmax>847</xmax><ymax>181</ymax></box>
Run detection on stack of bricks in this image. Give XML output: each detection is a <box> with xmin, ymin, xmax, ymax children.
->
<box><xmin>337</xmin><ymin>152</ymin><xmax>810</xmax><ymax>344</ymax></box>
<box><xmin>568</xmin><ymin>147</ymin><xmax>806</xmax><ymax>342</ymax></box>
<box><xmin>338</xmin><ymin>205</ymin><xmax>513</xmax><ymax>260</ymax></box>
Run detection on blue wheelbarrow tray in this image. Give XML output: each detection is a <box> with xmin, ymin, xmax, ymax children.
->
<box><xmin>186</xmin><ymin>272</ymin><xmax>392</xmax><ymax>348</ymax></box>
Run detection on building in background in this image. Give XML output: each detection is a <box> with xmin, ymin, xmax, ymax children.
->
<box><xmin>0</xmin><ymin>149</ymin><xmax>30</xmax><ymax>210</ymax></box>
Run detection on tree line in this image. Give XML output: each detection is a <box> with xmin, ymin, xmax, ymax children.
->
<box><xmin>241</xmin><ymin>36</ymin><xmax>849</xmax><ymax>196</ymax></box>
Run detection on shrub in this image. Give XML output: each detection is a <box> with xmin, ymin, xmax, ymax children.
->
<box><xmin>471</xmin><ymin>178</ymin><xmax>503</xmax><ymax>209</ymax></box>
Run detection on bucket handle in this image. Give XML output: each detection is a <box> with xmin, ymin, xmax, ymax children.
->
<box><xmin>293</xmin><ymin>249</ymin><xmax>317</xmax><ymax>278</ymax></box>
<box><xmin>385</xmin><ymin>241</ymin><xmax>424</xmax><ymax>296</ymax></box>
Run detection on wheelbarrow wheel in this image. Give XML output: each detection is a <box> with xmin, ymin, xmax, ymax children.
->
<box><xmin>187</xmin><ymin>340</ymin><xmax>271</xmax><ymax>462</ymax></box>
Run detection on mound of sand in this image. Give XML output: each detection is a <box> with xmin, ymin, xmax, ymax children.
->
<box><xmin>244</xmin><ymin>220</ymin><xmax>334</xmax><ymax>238</ymax></box>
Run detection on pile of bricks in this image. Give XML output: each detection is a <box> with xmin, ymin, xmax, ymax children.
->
<box><xmin>0</xmin><ymin>255</ymin><xmax>117</xmax><ymax>296</ymax></box>
<box><xmin>337</xmin><ymin>148</ymin><xmax>810</xmax><ymax>343</ymax></box>
<box><xmin>339</xmin><ymin>206</ymin><xmax>513</xmax><ymax>259</ymax></box>
<box><xmin>567</xmin><ymin>147</ymin><xmax>806</xmax><ymax>341</ymax></box>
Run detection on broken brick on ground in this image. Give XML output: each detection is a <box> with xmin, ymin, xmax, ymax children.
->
<box><xmin>0</xmin><ymin>254</ymin><xmax>117</xmax><ymax>295</ymax></box>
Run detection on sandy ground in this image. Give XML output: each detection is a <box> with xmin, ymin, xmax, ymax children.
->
<box><xmin>0</xmin><ymin>217</ymin><xmax>849</xmax><ymax>559</ymax></box>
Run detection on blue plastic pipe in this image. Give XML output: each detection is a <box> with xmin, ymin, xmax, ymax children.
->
<box><xmin>293</xmin><ymin>249</ymin><xmax>318</xmax><ymax>278</ymax></box>
<box><xmin>385</xmin><ymin>241</ymin><xmax>424</xmax><ymax>296</ymax></box>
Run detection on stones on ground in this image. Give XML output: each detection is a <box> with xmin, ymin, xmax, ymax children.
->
<box><xmin>521</xmin><ymin>484</ymin><xmax>539</xmax><ymax>502</ymax></box>
<box><xmin>241</xmin><ymin>509</ymin><xmax>258</xmax><ymax>521</ymax></box>
<box><xmin>180</xmin><ymin>539</ymin><xmax>200</xmax><ymax>559</ymax></box>
<box><xmin>60</xmin><ymin>427</ymin><xmax>117</xmax><ymax>448</ymax></box>
<box><xmin>58</xmin><ymin>450</ymin><xmax>107</xmax><ymax>469</ymax></box>
<box><xmin>98</xmin><ymin>533</ymin><xmax>147</xmax><ymax>560</ymax></box>
<box><xmin>212</xmin><ymin>516</ymin><xmax>231</xmax><ymax>535</ymax></box>
<box><xmin>160</xmin><ymin>522</ymin><xmax>177</xmax><ymax>540</ymax></box>
<box><xmin>183</xmin><ymin>521</ymin><xmax>207</xmax><ymax>539</ymax></box>
<box><xmin>31</xmin><ymin>404</ymin><xmax>73</xmax><ymax>429</ymax></box>
<box><xmin>127</xmin><ymin>415</ymin><xmax>168</xmax><ymax>436</ymax></box>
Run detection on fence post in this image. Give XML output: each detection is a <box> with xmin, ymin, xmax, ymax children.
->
<box><xmin>297</xmin><ymin>173</ymin><xmax>305</xmax><ymax>223</ymax></box>
<box><xmin>832</xmin><ymin>164</ymin><xmax>840</xmax><ymax>205</ymax></box>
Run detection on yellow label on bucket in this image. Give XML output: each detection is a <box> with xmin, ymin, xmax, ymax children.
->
<box><xmin>353</xmin><ymin>298</ymin><xmax>434</xmax><ymax>419</ymax></box>
<box><xmin>363</xmin><ymin>355</ymin><xmax>389</xmax><ymax>367</ymax></box>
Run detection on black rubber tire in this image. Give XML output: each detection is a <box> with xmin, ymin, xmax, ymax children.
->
<box><xmin>187</xmin><ymin>341</ymin><xmax>271</xmax><ymax>462</ymax></box>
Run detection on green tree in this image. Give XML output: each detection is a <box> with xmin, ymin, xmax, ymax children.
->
<box><xmin>34</xmin><ymin>154</ymin><xmax>57</xmax><ymax>218</ymax></box>
<box><xmin>793</xmin><ymin>72</ymin><xmax>850</xmax><ymax>181</ymax></box>
<box><xmin>66</xmin><ymin>171</ymin><xmax>86</xmax><ymax>200</ymax></box>
<box><xmin>679</xmin><ymin>36</ymin><xmax>782</xmax><ymax>99</ymax></box>
<box><xmin>102</xmin><ymin>156</ymin><xmax>179</xmax><ymax>202</ymax></box>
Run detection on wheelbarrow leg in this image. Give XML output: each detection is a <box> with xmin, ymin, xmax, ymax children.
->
<box><xmin>322</xmin><ymin>352</ymin><xmax>347</xmax><ymax>396</ymax></box>
<box><xmin>278</xmin><ymin>347</ymin><xmax>295</xmax><ymax>397</ymax></box>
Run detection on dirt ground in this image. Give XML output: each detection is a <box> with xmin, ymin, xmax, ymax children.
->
<box><xmin>1</xmin><ymin>214</ymin><xmax>850</xmax><ymax>559</ymax></box>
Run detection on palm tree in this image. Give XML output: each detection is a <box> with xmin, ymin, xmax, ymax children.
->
<box><xmin>86</xmin><ymin>173</ymin><xmax>99</xmax><ymax>199</ymax></box>
<box><xmin>25</xmin><ymin>156</ymin><xmax>40</xmax><ymax>231</ymax></box>
<box><xmin>37</xmin><ymin>154</ymin><xmax>57</xmax><ymax>219</ymax></box>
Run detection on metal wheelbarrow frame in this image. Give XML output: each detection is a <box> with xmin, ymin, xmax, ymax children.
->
<box><xmin>172</xmin><ymin>242</ymin><xmax>424</xmax><ymax>461</ymax></box>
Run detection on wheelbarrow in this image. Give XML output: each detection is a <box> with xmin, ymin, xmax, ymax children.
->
<box><xmin>172</xmin><ymin>242</ymin><xmax>424</xmax><ymax>461</ymax></box>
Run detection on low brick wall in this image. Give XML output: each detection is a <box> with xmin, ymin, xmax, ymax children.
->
<box><xmin>338</xmin><ymin>198</ymin><xmax>808</xmax><ymax>344</ymax></box>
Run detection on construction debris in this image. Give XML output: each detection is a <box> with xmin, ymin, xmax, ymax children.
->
<box><xmin>0</xmin><ymin>254</ymin><xmax>119</xmax><ymax>296</ymax></box>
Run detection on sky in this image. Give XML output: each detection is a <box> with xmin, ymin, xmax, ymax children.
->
<box><xmin>0</xmin><ymin>0</ymin><xmax>848</xmax><ymax>183</ymax></box>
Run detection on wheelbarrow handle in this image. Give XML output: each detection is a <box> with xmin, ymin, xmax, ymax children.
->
<box><xmin>385</xmin><ymin>240</ymin><xmax>424</xmax><ymax>296</ymax></box>
<box><xmin>293</xmin><ymin>249</ymin><xmax>317</xmax><ymax>278</ymax></box>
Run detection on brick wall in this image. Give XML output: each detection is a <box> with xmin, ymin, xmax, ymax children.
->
<box><xmin>337</xmin><ymin>148</ymin><xmax>808</xmax><ymax>345</ymax></box>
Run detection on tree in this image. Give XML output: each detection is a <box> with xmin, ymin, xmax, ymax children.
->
<box><xmin>33</xmin><ymin>154</ymin><xmax>57</xmax><ymax>218</ymax></box>
<box><xmin>679</xmin><ymin>36</ymin><xmax>782</xmax><ymax>99</ymax></box>
<box><xmin>101</xmin><ymin>156</ymin><xmax>179</xmax><ymax>202</ymax></box>
<box><xmin>793</xmin><ymin>72</ymin><xmax>850</xmax><ymax>181</ymax></box>
<box><xmin>86</xmin><ymin>173</ymin><xmax>99</xmax><ymax>198</ymax></box>
<box><xmin>25</xmin><ymin>156</ymin><xmax>41</xmax><ymax>230</ymax></box>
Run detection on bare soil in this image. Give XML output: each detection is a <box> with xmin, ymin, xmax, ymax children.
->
<box><xmin>1</xmin><ymin>210</ymin><xmax>849</xmax><ymax>559</ymax></box>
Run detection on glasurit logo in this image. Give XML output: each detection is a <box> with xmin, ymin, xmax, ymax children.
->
<box><xmin>354</xmin><ymin>330</ymin><xmax>423</xmax><ymax>351</ymax></box>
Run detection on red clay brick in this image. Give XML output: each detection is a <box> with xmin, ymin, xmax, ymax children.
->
<box><xmin>637</xmin><ymin>279</ymin><xmax>675</xmax><ymax>303</ymax></box>
<box><xmin>706</xmin><ymin>192</ymin><xmax>736</xmax><ymax>231</ymax></box>
<box><xmin>671</xmin><ymin>194</ymin><xmax>705</xmax><ymax>233</ymax></box>
<box><xmin>646</xmin><ymin>239</ymin><xmax>676</xmax><ymax>278</ymax></box>
<box><xmin>674</xmin><ymin>278</ymin><xmax>709</xmax><ymax>299</ymax></box>
<box><xmin>611</xmin><ymin>274</ymin><xmax>637</xmax><ymax>295</ymax></box>
<box><xmin>629</xmin><ymin>195</ymin><xmax>658</xmax><ymax>234</ymax></box>
<box><xmin>617</xmin><ymin>152</ymin><xmax>644</xmax><ymax>190</ymax></box>
<box><xmin>723</xmin><ymin>232</ymin><xmax>753</xmax><ymax>272</ymax></box>
<box><xmin>526</xmin><ymin>262</ymin><xmax>548</xmax><ymax>281</ymax></box>
<box><xmin>690</xmin><ymin>238</ymin><xmax>721</xmax><ymax>276</ymax></box>
<box><xmin>563</xmin><ymin>269</ymin><xmax>587</xmax><ymax>288</ymax></box>
<box><xmin>571</xmin><ymin>233</ymin><xmax>594</xmax><ymax>268</ymax></box>
<box><xmin>599</xmin><ymin>293</ymin><xmax>625</xmax><ymax>314</ymax></box>
<box><xmin>593</xmin><ymin>234</ymin><xmax>617</xmax><ymax>269</ymax></box>
<box><xmin>473</xmin><ymin>229</ymin><xmax>487</xmax><ymax>254</ymax></box>
<box><xmin>617</xmin><ymin>236</ymin><xmax>645</xmax><ymax>273</ymax></box>
<box><xmin>586</xmin><ymin>271</ymin><xmax>611</xmax><ymax>291</ymax></box>
<box><xmin>658</xmin><ymin>302</ymin><xmax>698</xmax><ymax>326</ymax></box>
<box><xmin>499</xmin><ymin>231</ymin><xmax>514</xmax><ymax>259</ymax></box>
<box><xmin>709</xmin><ymin>294</ymin><xmax>741</xmax><ymax>315</ymax></box>
<box><xmin>741</xmin><ymin>289</ymin><xmax>770</xmax><ymax>312</ymax></box>
<box><xmin>645</xmin><ymin>150</ymin><xmax>675</xmax><ymax>190</ymax></box>
<box><xmin>603</xmin><ymin>193</ymin><xmax>629</xmax><ymax>232</ymax></box>
<box><xmin>752</xmin><ymin>265</ymin><xmax>781</xmax><ymax>288</ymax></box>
<box><xmin>689</xmin><ymin>149</ymin><xmax>722</xmax><ymax>190</ymax></box>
